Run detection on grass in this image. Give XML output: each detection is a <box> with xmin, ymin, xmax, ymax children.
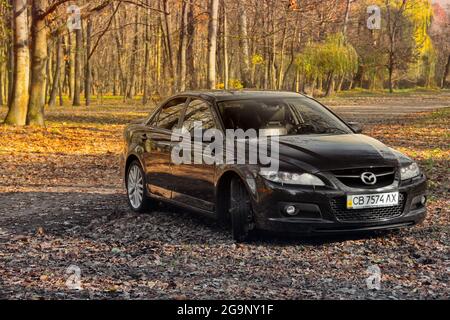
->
<box><xmin>332</xmin><ymin>87</ymin><xmax>449</xmax><ymax>98</ymax></box>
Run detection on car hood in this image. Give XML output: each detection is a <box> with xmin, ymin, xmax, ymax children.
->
<box><xmin>276</xmin><ymin>134</ymin><xmax>399</xmax><ymax>173</ymax></box>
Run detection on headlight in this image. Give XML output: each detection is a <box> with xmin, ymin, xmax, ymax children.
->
<box><xmin>400</xmin><ymin>162</ymin><xmax>421</xmax><ymax>180</ymax></box>
<box><xmin>259</xmin><ymin>170</ymin><xmax>325</xmax><ymax>186</ymax></box>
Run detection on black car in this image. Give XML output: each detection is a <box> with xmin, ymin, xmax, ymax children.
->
<box><xmin>120</xmin><ymin>91</ymin><xmax>427</xmax><ymax>241</ymax></box>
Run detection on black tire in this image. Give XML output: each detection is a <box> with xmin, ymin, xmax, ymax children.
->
<box><xmin>230</xmin><ymin>178</ymin><xmax>254</xmax><ymax>242</ymax></box>
<box><xmin>126</xmin><ymin>160</ymin><xmax>154</xmax><ymax>213</ymax></box>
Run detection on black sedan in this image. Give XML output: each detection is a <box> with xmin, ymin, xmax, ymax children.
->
<box><xmin>120</xmin><ymin>91</ymin><xmax>427</xmax><ymax>242</ymax></box>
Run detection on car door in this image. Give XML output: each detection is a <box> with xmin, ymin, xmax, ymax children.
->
<box><xmin>143</xmin><ymin>97</ymin><xmax>188</xmax><ymax>199</ymax></box>
<box><xmin>170</xmin><ymin>98</ymin><xmax>218</xmax><ymax>212</ymax></box>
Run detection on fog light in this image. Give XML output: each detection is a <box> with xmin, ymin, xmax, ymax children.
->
<box><xmin>285</xmin><ymin>205</ymin><xmax>297</xmax><ymax>216</ymax></box>
<box><xmin>421</xmin><ymin>196</ymin><xmax>427</xmax><ymax>206</ymax></box>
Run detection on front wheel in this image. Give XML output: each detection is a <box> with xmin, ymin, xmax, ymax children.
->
<box><xmin>230</xmin><ymin>178</ymin><xmax>254</xmax><ymax>242</ymax></box>
<box><xmin>126</xmin><ymin>160</ymin><xmax>154</xmax><ymax>213</ymax></box>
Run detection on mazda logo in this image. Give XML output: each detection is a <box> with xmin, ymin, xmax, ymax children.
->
<box><xmin>361</xmin><ymin>172</ymin><xmax>377</xmax><ymax>185</ymax></box>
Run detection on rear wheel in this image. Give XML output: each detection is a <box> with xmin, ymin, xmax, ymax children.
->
<box><xmin>229</xmin><ymin>178</ymin><xmax>254</xmax><ymax>242</ymax></box>
<box><xmin>126</xmin><ymin>160</ymin><xmax>154</xmax><ymax>213</ymax></box>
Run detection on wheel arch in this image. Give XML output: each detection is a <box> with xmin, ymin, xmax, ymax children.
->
<box><xmin>216</xmin><ymin>169</ymin><xmax>254</xmax><ymax>224</ymax></box>
<box><xmin>124</xmin><ymin>154</ymin><xmax>145</xmax><ymax>183</ymax></box>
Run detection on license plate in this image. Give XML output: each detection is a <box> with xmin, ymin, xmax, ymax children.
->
<box><xmin>347</xmin><ymin>192</ymin><xmax>399</xmax><ymax>210</ymax></box>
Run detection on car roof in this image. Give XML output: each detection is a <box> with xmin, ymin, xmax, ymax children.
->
<box><xmin>176</xmin><ymin>90</ymin><xmax>307</xmax><ymax>102</ymax></box>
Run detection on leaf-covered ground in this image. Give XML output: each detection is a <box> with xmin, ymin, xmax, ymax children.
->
<box><xmin>0</xmin><ymin>94</ymin><xmax>448</xmax><ymax>300</ymax></box>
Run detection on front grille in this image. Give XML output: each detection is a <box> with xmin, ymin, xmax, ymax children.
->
<box><xmin>332</xmin><ymin>167</ymin><xmax>396</xmax><ymax>189</ymax></box>
<box><xmin>330</xmin><ymin>193</ymin><xmax>406</xmax><ymax>222</ymax></box>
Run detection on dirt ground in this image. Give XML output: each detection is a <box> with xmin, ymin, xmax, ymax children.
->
<box><xmin>0</xmin><ymin>93</ymin><xmax>448</xmax><ymax>299</ymax></box>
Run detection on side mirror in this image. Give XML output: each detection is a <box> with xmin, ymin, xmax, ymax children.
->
<box><xmin>348</xmin><ymin>122</ymin><xmax>363</xmax><ymax>134</ymax></box>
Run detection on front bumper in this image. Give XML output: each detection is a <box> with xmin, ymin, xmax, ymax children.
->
<box><xmin>252</xmin><ymin>174</ymin><xmax>427</xmax><ymax>235</ymax></box>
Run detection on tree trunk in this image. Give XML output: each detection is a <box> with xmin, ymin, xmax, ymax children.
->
<box><xmin>337</xmin><ymin>75</ymin><xmax>345</xmax><ymax>92</ymax></box>
<box><xmin>263</xmin><ymin>7</ymin><xmax>269</xmax><ymax>90</ymax></box>
<box><xmin>142</xmin><ymin>1</ymin><xmax>151</xmax><ymax>104</ymax></box>
<box><xmin>45</xmin><ymin>43</ymin><xmax>51</xmax><ymax>104</ymax></box>
<box><xmin>388</xmin><ymin>60</ymin><xmax>394</xmax><ymax>93</ymax></box>
<box><xmin>385</xmin><ymin>0</ymin><xmax>406</xmax><ymax>94</ymax></box>
<box><xmin>179</xmin><ymin>1</ymin><xmax>189</xmax><ymax>92</ymax></box>
<box><xmin>62</xmin><ymin>35</ymin><xmax>70</xmax><ymax>97</ymax></box>
<box><xmin>49</xmin><ymin>35</ymin><xmax>62</xmax><ymax>107</ymax></box>
<box><xmin>7</xmin><ymin>1</ymin><xmax>14</xmax><ymax>106</ymax></box>
<box><xmin>69</xmin><ymin>32</ymin><xmax>75</xmax><ymax>99</ymax></box>
<box><xmin>207</xmin><ymin>0</ymin><xmax>219</xmax><ymax>89</ymax></box>
<box><xmin>186</xmin><ymin>0</ymin><xmax>195</xmax><ymax>89</ymax></box>
<box><xmin>127</xmin><ymin>8</ymin><xmax>139</xmax><ymax>99</ymax></box>
<box><xmin>238</xmin><ymin>2</ymin><xmax>252</xmax><ymax>88</ymax></box>
<box><xmin>222</xmin><ymin>0</ymin><xmax>229</xmax><ymax>90</ymax></box>
<box><xmin>325</xmin><ymin>72</ymin><xmax>334</xmax><ymax>97</ymax></box>
<box><xmin>161</xmin><ymin>0</ymin><xmax>176</xmax><ymax>91</ymax></box>
<box><xmin>27</xmin><ymin>0</ymin><xmax>48</xmax><ymax>126</ymax></box>
<box><xmin>0</xmin><ymin>62</ymin><xmax>3</xmax><ymax>106</ymax></box>
<box><xmin>441</xmin><ymin>54</ymin><xmax>450</xmax><ymax>89</ymax></box>
<box><xmin>270</xmin><ymin>5</ymin><xmax>276</xmax><ymax>89</ymax></box>
<box><xmin>58</xmin><ymin>81</ymin><xmax>63</xmax><ymax>106</ymax></box>
<box><xmin>113</xmin><ymin>66</ymin><xmax>117</xmax><ymax>96</ymax></box>
<box><xmin>156</xmin><ymin>25</ymin><xmax>162</xmax><ymax>89</ymax></box>
<box><xmin>277</xmin><ymin>20</ymin><xmax>287</xmax><ymax>90</ymax></box>
<box><xmin>4</xmin><ymin>0</ymin><xmax>29</xmax><ymax>126</ymax></box>
<box><xmin>342</xmin><ymin>0</ymin><xmax>351</xmax><ymax>37</ymax></box>
<box><xmin>72</xmin><ymin>28</ymin><xmax>82</xmax><ymax>106</ymax></box>
<box><xmin>113</xmin><ymin>15</ymin><xmax>126</xmax><ymax>98</ymax></box>
<box><xmin>85</xmin><ymin>19</ymin><xmax>92</xmax><ymax>106</ymax></box>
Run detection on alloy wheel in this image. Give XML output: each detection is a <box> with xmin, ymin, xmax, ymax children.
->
<box><xmin>127</xmin><ymin>164</ymin><xmax>144</xmax><ymax>209</ymax></box>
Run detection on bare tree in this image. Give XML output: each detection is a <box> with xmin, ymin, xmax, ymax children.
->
<box><xmin>27</xmin><ymin>0</ymin><xmax>49</xmax><ymax>126</ymax></box>
<box><xmin>72</xmin><ymin>27</ymin><xmax>82</xmax><ymax>106</ymax></box>
<box><xmin>442</xmin><ymin>54</ymin><xmax>450</xmax><ymax>88</ymax></box>
<box><xmin>222</xmin><ymin>0</ymin><xmax>229</xmax><ymax>90</ymax></box>
<box><xmin>142</xmin><ymin>0</ymin><xmax>151</xmax><ymax>104</ymax></box>
<box><xmin>186</xmin><ymin>0</ymin><xmax>195</xmax><ymax>89</ymax></box>
<box><xmin>48</xmin><ymin>35</ymin><xmax>62</xmax><ymax>107</ymax></box>
<box><xmin>238</xmin><ymin>2</ymin><xmax>252</xmax><ymax>88</ymax></box>
<box><xmin>127</xmin><ymin>6</ymin><xmax>139</xmax><ymax>99</ymax></box>
<box><xmin>85</xmin><ymin>18</ymin><xmax>92</xmax><ymax>106</ymax></box>
<box><xmin>4</xmin><ymin>0</ymin><xmax>29</xmax><ymax>126</ymax></box>
<box><xmin>179</xmin><ymin>0</ymin><xmax>189</xmax><ymax>92</ymax></box>
<box><xmin>385</xmin><ymin>0</ymin><xmax>407</xmax><ymax>93</ymax></box>
<box><xmin>207</xmin><ymin>0</ymin><xmax>219</xmax><ymax>89</ymax></box>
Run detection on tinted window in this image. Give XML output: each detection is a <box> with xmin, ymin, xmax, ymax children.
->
<box><xmin>155</xmin><ymin>98</ymin><xmax>187</xmax><ymax>130</ymax></box>
<box><xmin>218</xmin><ymin>97</ymin><xmax>352</xmax><ymax>135</ymax></box>
<box><xmin>181</xmin><ymin>99</ymin><xmax>216</xmax><ymax>133</ymax></box>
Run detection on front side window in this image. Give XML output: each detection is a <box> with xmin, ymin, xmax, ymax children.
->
<box><xmin>218</xmin><ymin>97</ymin><xmax>352</xmax><ymax>136</ymax></box>
<box><xmin>181</xmin><ymin>99</ymin><xmax>216</xmax><ymax>133</ymax></box>
<box><xmin>155</xmin><ymin>98</ymin><xmax>187</xmax><ymax>130</ymax></box>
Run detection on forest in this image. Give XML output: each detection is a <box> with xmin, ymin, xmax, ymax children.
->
<box><xmin>0</xmin><ymin>0</ymin><xmax>449</xmax><ymax>300</ymax></box>
<box><xmin>0</xmin><ymin>0</ymin><xmax>449</xmax><ymax>126</ymax></box>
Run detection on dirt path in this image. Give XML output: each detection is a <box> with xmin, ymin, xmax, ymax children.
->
<box><xmin>0</xmin><ymin>96</ymin><xmax>448</xmax><ymax>300</ymax></box>
<box><xmin>327</xmin><ymin>93</ymin><xmax>450</xmax><ymax>123</ymax></box>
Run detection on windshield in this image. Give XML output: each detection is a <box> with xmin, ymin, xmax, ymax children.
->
<box><xmin>218</xmin><ymin>97</ymin><xmax>352</xmax><ymax>136</ymax></box>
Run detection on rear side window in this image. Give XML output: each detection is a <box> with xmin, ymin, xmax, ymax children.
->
<box><xmin>154</xmin><ymin>98</ymin><xmax>187</xmax><ymax>130</ymax></box>
<box><xmin>181</xmin><ymin>99</ymin><xmax>216</xmax><ymax>133</ymax></box>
